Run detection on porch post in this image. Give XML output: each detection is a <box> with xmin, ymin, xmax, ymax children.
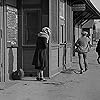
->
<box><xmin>1</xmin><ymin>0</ymin><xmax>6</xmax><ymax>82</ymax></box>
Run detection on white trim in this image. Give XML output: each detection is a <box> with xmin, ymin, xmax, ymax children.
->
<box><xmin>49</xmin><ymin>71</ymin><xmax>61</xmax><ymax>79</ymax></box>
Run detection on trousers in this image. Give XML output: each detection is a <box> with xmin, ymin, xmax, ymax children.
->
<box><xmin>78</xmin><ymin>52</ymin><xmax>88</xmax><ymax>70</ymax></box>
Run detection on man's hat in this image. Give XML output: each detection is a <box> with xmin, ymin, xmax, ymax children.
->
<box><xmin>81</xmin><ymin>31</ymin><xmax>88</xmax><ymax>35</ymax></box>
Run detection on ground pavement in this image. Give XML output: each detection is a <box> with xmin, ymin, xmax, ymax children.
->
<box><xmin>0</xmin><ymin>46</ymin><xmax>100</xmax><ymax>100</ymax></box>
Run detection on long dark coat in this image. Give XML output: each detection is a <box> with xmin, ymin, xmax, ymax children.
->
<box><xmin>32</xmin><ymin>36</ymin><xmax>48</xmax><ymax>70</ymax></box>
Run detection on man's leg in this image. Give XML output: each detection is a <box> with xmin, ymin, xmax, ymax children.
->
<box><xmin>78</xmin><ymin>53</ymin><xmax>83</xmax><ymax>71</ymax></box>
<box><xmin>83</xmin><ymin>53</ymin><xmax>88</xmax><ymax>71</ymax></box>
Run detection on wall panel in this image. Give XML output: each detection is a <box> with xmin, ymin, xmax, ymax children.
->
<box><xmin>49</xmin><ymin>47</ymin><xmax>59</xmax><ymax>76</ymax></box>
<box><xmin>6</xmin><ymin>0</ymin><xmax>17</xmax><ymax>7</ymax></box>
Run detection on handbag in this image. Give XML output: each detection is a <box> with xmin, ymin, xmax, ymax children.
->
<box><xmin>11</xmin><ymin>69</ymin><xmax>24</xmax><ymax>80</ymax></box>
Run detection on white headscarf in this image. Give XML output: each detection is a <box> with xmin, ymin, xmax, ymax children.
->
<box><xmin>38</xmin><ymin>27</ymin><xmax>51</xmax><ymax>43</ymax></box>
<box><xmin>42</xmin><ymin>27</ymin><xmax>51</xmax><ymax>35</ymax></box>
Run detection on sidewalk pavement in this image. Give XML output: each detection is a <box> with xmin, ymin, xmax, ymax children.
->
<box><xmin>0</xmin><ymin>46</ymin><xmax>100</xmax><ymax>100</ymax></box>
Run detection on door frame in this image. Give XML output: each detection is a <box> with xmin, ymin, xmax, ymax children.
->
<box><xmin>0</xmin><ymin>5</ymin><xmax>6</xmax><ymax>82</ymax></box>
<box><xmin>22</xmin><ymin>8</ymin><xmax>41</xmax><ymax>75</ymax></box>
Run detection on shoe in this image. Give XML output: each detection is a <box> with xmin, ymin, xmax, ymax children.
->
<box><xmin>79</xmin><ymin>69</ymin><xmax>83</xmax><ymax>74</ymax></box>
<box><xmin>36</xmin><ymin>77</ymin><xmax>40</xmax><ymax>81</ymax></box>
<box><xmin>40</xmin><ymin>78</ymin><xmax>47</xmax><ymax>81</ymax></box>
<box><xmin>82</xmin><ymin>67</ymin><xmax>88</xmax><ymax>72</ymax></box>
<box><xmin>79</xmin><ymin>70</ymin><xmax>83</xmax><ymax>74</ymax></box>
<box><xmin>84</xmin><ymin>67</ymin><xmax>88</xmax><ymax>72</ymax></box>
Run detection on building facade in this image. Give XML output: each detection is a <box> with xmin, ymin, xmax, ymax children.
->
<box><xmin>17</xmin><ymin>0</ymin><xmax>73</xmax><ymax>77</ymax></box>
<box><xmin>0</xmin><ymin>0</ymin><xmax>100</xmax><ymax>82</ymax></box>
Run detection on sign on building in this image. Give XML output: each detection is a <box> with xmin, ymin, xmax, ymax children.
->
<box><xmin>7</xmin><ymin>6</ymin><xmax>18</xmax><ymax>47</ymax></box>
<box><xmin>72</xmin><ymin>4</ymin><xmax>86</xmax><ymax>11</ymax></box>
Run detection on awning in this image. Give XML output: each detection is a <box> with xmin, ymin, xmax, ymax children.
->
<box><xmin>82</xmin><ymin>19</ymin><xmax>94</xmax><ymax>28</ymax></box>
<box><xmin>71</xmin><ymin>0</ymin><xmax>100</xmax><ymax>25</ymax></box>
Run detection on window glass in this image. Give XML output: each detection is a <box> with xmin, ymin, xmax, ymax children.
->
<box><xmin>59</xmin><ymin>0</ymin><xmax>65</xmax><ymax>19</ymax></box>
<box><xmin>23</xmin><ymin>9</ymin><xmax>40</xmax><ymax>45</ymax></box>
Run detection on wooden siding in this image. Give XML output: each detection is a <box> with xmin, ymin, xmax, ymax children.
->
<box><xmin>66</xmin><ymin>43</ymin><xmax>72</xmax><ymax>68</ymax></box>
<box><xmin>49</xmin><ymin>47</ymin><xmax>59</xmax><ymax>76</ymax></box>
<box><xmin>67</xmin><ymin>2</ymin><xmax>73</xmax><ymax>44</ymax></box>
<box><xmin>49</xmin><ymin>0</ymin><xmax>59</xmax><ymax>77</ymax></box>
<box><xmin>49</xmin><ymin>0</ymin><xmax>74</xmax><ymax>77</ymax></box>
<box><xmin>59</xmin><ymin>45</ymin><xmax>64</xmax><ymax>69</ymax></box>
<box><xmin>51</xmin><ymin>0</ymin><xmax>58</xmax><ymax>44</ymax></box>
<box><xmin>66</xmin><ymin>1</ymin><xmax>73</xmax><ymax>65</ymax></box>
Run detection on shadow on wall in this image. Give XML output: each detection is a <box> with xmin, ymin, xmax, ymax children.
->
<box><xmin>8</xmin><ymin>47</ymin><xmax>14</xmax><ymax>80</ymax></box>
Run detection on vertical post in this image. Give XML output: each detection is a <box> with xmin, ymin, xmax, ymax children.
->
<box><xmin>2</xmin><ymin>0</ymin><xmax>6</xmax><ymax>82</ymax></box>
<box><xmin>0</xmin><ymin>29</ymin><xmax>2</xmax><ymax>82</ymax></box>
<box><xmin>73</xmin><ymin>25</ymin><xmax>75</xmax><ymax>56</ymax></box>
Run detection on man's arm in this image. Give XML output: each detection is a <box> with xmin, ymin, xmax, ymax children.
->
<box><xmin>75</xmin><ymin>39</ymin><xmax>79</xmax><ymax>47</ymax></box>
<box><xmin>88</xmin><ymin>38</ymin><xmax>92</xmax><ymax>48</ymax></box>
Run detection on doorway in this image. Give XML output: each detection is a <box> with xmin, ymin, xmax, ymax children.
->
<box><xmin>22</xmin><ymin>9</ymin><xmax>41</xmax><ymax>76</ymax></box>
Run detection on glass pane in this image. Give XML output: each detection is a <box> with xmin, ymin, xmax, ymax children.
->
<box><xmin>60</xmin><ymin>25</ymin><xmax>65</xmax><ymax>43</ymax></box>
<box><xmin>23</xmin><ymin>10</ymin><xmax>40</xmax><ymax>45</ymax></box>
<box><xmin>59</xmin><ymin>0</ymin><xmax>65</xmax><ymax>18</ymax></box>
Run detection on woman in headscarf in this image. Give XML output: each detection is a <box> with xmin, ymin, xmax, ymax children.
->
<box><xmin>32</xmin><ymin>27</ymin><xmax>51</xmax><ymax>81</ymax></box>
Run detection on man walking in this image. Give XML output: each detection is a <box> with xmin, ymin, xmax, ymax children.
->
<box><xmin>75</xmin><ymin>31</ymin><xmax>91</xmax><ymax>74</ymax></box>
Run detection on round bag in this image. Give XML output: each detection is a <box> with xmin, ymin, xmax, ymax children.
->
<box><xmin>11</xmin><ymin>69</ymin><xmax>24</xmax><ymax>80</ymax></box>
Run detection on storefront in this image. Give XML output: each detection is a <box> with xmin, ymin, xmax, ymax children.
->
<box><xmin>0</xmin><ymin>0</ymin><xmax>73</xmax><ymax>81</ymax></box>
<box><xmin>17</xmin><ymin>0</ymin><xmax>100</xmax><ymax>78</ymax></box>
<box><xmin>0</xmin><ymin>0</ymin><xmax>17</xmax><ymax>82</ymax></box>
<box><xmin>17</xmin><ymin>0</ymin><xmax>73</xmax><ymax>77</ymax></box>
<box><xmin>1</xmin><ymin>0</ymin><xmax>100</xmax><ymax>82</ymax></box>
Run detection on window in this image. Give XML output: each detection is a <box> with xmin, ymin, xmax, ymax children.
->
<box><xmin>59</xmin><ymin>0</ymin><xmax>65</xmax><ymax>19</ymax></box>
<box><xmin>60</xmin><ymin>25</ymin><xmax>65</xmax><ymax>43</ymax></box>
<box><xmin>23</xmin><ymin>9</ymin><xmax>41</xmax><ymax>45</ymax></box>
<box><xmin>61</xmin><ymin>25</ymin><xmax>63</xmax><ymax>43</ymax></box>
